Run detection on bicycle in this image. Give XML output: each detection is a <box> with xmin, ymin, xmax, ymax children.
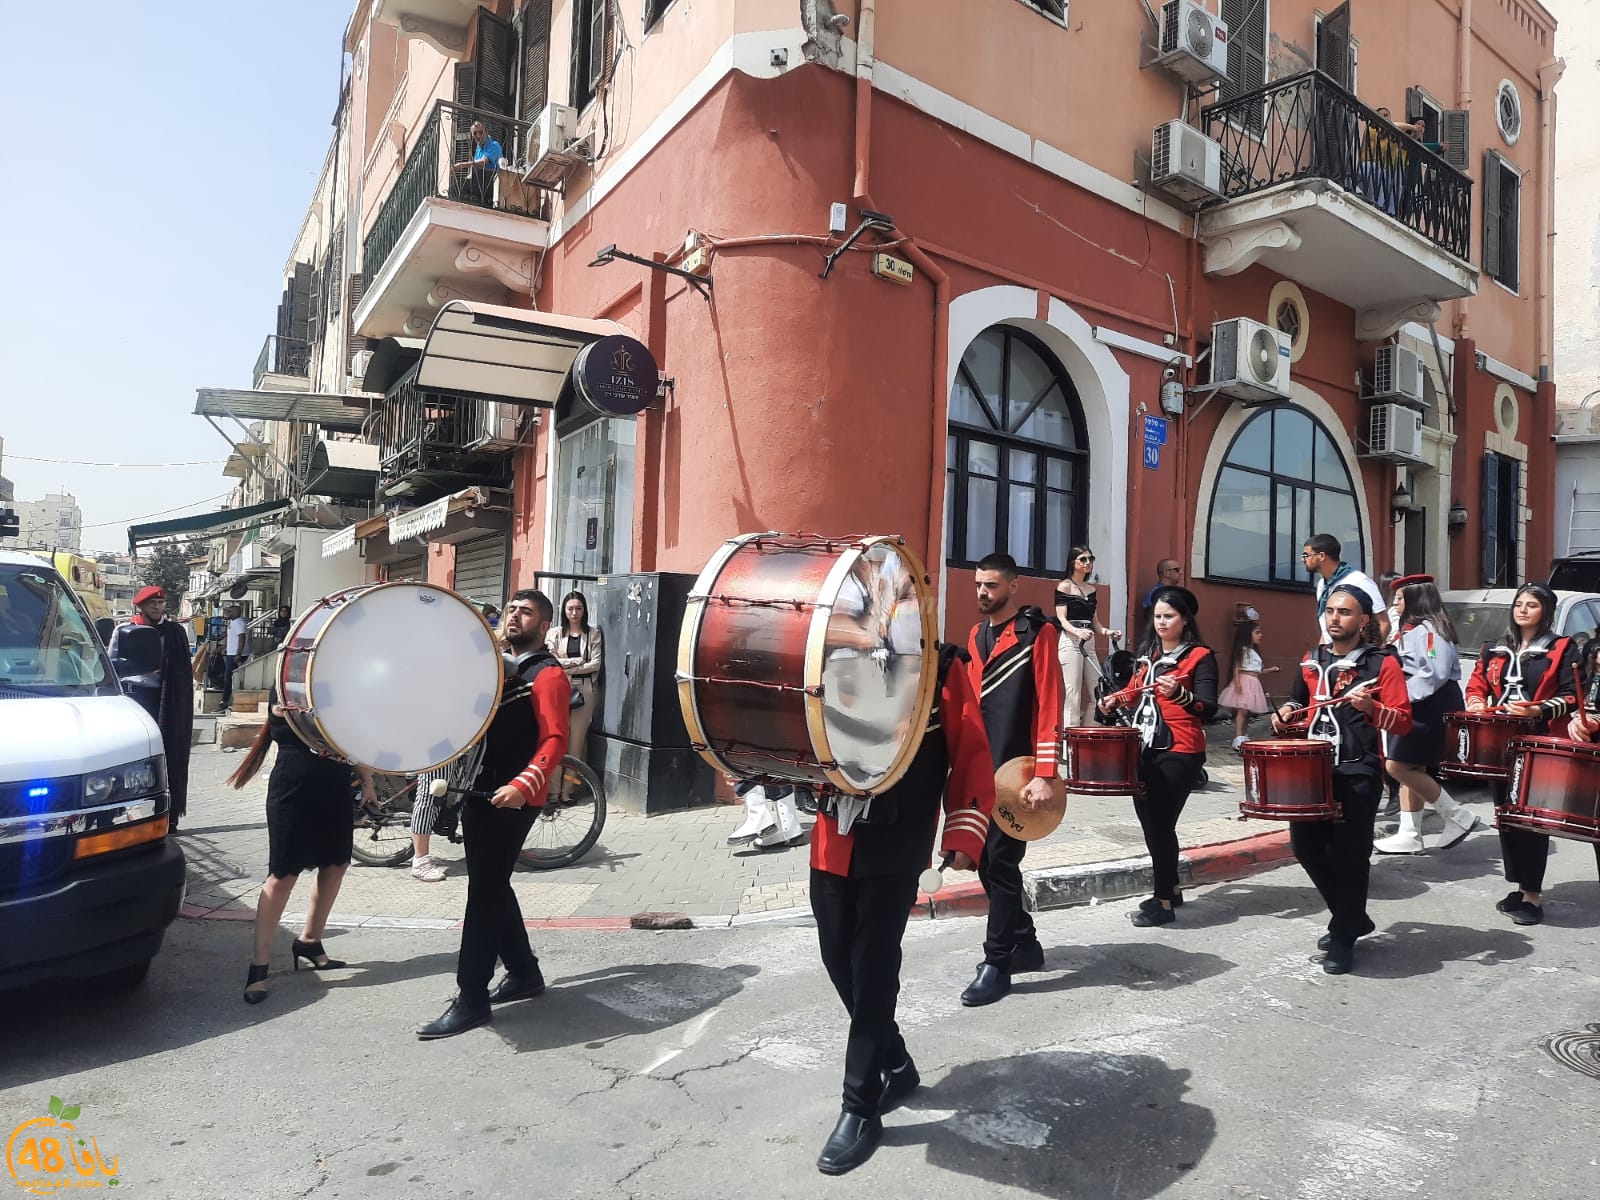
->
<box><xmin>349</xmin><ymin>756</ymin><xmax>606</xmax><ymax>871</ymax></box>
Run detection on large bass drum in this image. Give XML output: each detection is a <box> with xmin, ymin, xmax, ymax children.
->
<box><xmin>678</xmin><ymin>533</ymin><xmax>939</xmax><ymax>796</ymax></box>
<box><xmin>278</xmin><ymin>582</ymin><xmax>503</xmax><ymax>773</ymax></box>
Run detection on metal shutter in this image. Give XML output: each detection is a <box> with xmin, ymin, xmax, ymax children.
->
<box><xmin>452</xmin><ymin>534</ymin><xmax>508</xmax><ymax>606</ymax></box>
<box><xmin>389</xmin><ymin>555</ymin><xmax>426</xmax><ymax>584</ymax></box>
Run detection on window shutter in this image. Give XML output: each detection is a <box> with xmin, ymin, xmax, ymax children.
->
<box><xmin>473</xmin><ymin>6</ymin><xmax>517</xmax><ymax>118</ymax></box>
<box><xmin>1405</xmin><ymin>87</ymin><xmax>1425</xmax><ymax>125</ymax></box>
<box><xmin>345</xmin><ymin>273</ymin><xmax>368</xmax><ymax>376</ymax></box>
<box><xmin>1482</xmin><ymin>150</ymin><xmax>1502</xmax><ymax>280</ymax></box>
<box><xmin>587</xmin><ymin>0</ymin><xmax>607</xmax><ymax>92</ymax></box>
<box><xmin>1441</xmin><ymin>109</ymin><xmax>1470</xmax><ymax>170</ymax></box>
<box><xmin>1316</xmin><ymin>3</ymin><xmax>1352</xmax><ymax>91</ymax></box>
<box><xmin>1501</xmin><ymin>164</ymin><xmax>1520</xmax><ymax>290</ymax></box>
<box><xmin>516</xmin><ymin>0</ymin><xmax>552</xmax><ymax>127</ymax></box>
<box><xmin>454</xmin><ymin>61</ymin><xmax>477</xmax><ymax>105</ymax></box>
<box><xmin>1482</xmin><ymin>454</ymin><xmax>1500</xmax><ymax>585</ymax></box>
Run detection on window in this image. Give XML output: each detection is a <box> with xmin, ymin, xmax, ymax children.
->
<box><xmin>644</xmin><ymin>0</ymin><xmax>676</xmax><ymax>31</ymax></box>
<box><xmin>1219</xmin><ymin>0</ymin><xmax>1269</xmax><ymax>133</ymax></box>
<box><xmin>553</xmin><ymin>418</ymin><xmax>635</xmax><ymax>576</ymax></box>
<box><xmin>570</xmin><ymin>0</ymin><xmax>609</xmax><ymax>111</ymax></box>
<box><xmin>1205</xmin><ymin>406</ymin><xmax>1364</xmax><ymax>588</ymax></box>
<box><xmin>1482</xmin><ymin>451</ymin><xmax>1520</xmax><ymax>586</ymax></box>
<box><xmin>1019</xmin><ymin>0</ymin><xmax>1068</xmax><ymax>22</ymax></box>
<box><xmin>1483</xmin><ymin>150</ymin><xmax>1521</xmax><ymax>290</ymax></box>
<box><xmin>945</xmin><ymin>327</ymin><xmax>1087</xmax><ymax>577</ymax></box>
<box><xmin>1496</xmin><ymin>80</ymin><xmax>1523</xmax><ymax>146</ymax></box>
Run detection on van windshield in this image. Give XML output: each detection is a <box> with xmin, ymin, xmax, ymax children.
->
<box><xmin>1443</xmin><ymin>602</ymin><xmax>1510</xmax><ymax>656</ymax></box>
<box><xmin>0</xmin><ymin>563</ymin><xmax>115</xmax><ymax>695</ymax></box>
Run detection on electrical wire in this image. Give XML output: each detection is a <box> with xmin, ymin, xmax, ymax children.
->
<box><xmin>77</xmin><ymin>493</ymin><xmax>234</xmax><ymax>532</ymax></box>
<box><xmin>4</xmin><ymin>453</ymin><xmax>227</xmax><ymax>468</ymax></box>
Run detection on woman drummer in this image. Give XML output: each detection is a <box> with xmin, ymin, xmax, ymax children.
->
<box><xmin>1463</xmin><ymin>582</ymin><xmax>1582</xmax><ymax>926</ymax></box>
<box><xmin>1098</xmin><ymin>586</ymin><xmax>1217</xmax><ymax>927</ymax></box>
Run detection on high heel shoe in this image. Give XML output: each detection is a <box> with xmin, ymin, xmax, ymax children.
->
<box><xmin>291</xmin><ymin>938</ymin><xmax>346</xmax><ymax>971</ymax></box>
<box><xmin>243</xmin><ymin>962</ymin><xmax>270</xmax><ymax>1005</ymax></box>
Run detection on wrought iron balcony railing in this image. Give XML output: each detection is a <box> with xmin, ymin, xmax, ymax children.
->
<box><xmin>1201</xmin><ymin>71</ymin><xmax>1473</xmax><ymax>262</ymax></box>
<box><xmin>252</xmin><ymin>335</ymin><xmax>312</xmax><ymax>387</ymax></box>
<box><xmin>362</xmin><ymin>100</ymin><xmax>539</xmax><ymax>288</ymax></box>
<box><xmin>374</xmin><ymin>366</ymin><xmax>515</xmax><ymax>498</ymax></box>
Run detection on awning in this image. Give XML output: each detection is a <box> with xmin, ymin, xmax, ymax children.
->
<box><xmin>195</xmin><ymin>388</ymin><xmax>375</xmax><ymax>433</ymax></box>
<box><xmin>303</xmin><ymin>439</ymin><xmax>380</xmax><ymax>501</ymax></box>
<box><xmin>387</xmin><ymin>487</ymin><xmax>502</xmax><ymax>544</ymax></box>
<box><xmin>222</xmin><ymin>442</ymin><xmax>266</xmax><ymax>479</ymax></box>
<box><xmin>416</xmin><ymin>301</ymin><xmax>627</xmax><ymax>408</ymax></box>
<box><xmin>362</xmin><ymin>336</ymin><xmax>425</xmax><ymax>394</ymax></box>
<box><xmin>321</xmin><ymin>525</ymin><xmax>358</xmax><ymax>559</ymax></box>
<box><xmin>128</xmin><ymin>498</ymin><xmax>294</xmax><ymax>550</ymax></box>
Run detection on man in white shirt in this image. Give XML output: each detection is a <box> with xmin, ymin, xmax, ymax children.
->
<box><xmin>223</xmin><ymin>604</ymin><xmax>247</xmax><ymax>712</ymax></box>
<box><xmin>1303</xmin><ymin>534</ymin><xmax>1389</xmax><ymax>645</ymax></box>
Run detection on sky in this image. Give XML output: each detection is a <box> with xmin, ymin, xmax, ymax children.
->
<box><xmin>0</xmin><ymin>2</ymin><xmax>352</xmax><ymax>553</ymax></box>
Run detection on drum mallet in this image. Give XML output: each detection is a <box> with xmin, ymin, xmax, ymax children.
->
<box><xmin>918</xmin><ymin>852</ymin><xmax>956</xmax><ymax>896</ymax></box>
<box><xmin>429</xmin><ymin>779</ymin><xmax>493</xmax><ymax>802</ymax></box>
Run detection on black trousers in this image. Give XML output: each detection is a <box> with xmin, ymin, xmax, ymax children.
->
<box><xmin>979</xmin><ymin>822</ymin><xmax>1036</xmax><ymax>966</ymax></box>
<box><xmin>811</xmin><ymin>869</ymin><xmax>918</xmax><ymax>1118</ymax></box>
<box><xmin>456</xmin><ymin>795</ymin><xmax>539</xmax><ymax>1005</ymax></box>
<box><xmin>1134</xmin><ymin>751</ymin><xmax>1206</xmax><ymax>902</ymax></box>
<box><xmin>1289</xmin><ymin>775</ymin><xmax>1379</xmax><ymax>944</ymax></box>
<box><xmin>1499</xmin><ymin>825</ymin><xmax>1551</xmax><ymax>894</ymax></box>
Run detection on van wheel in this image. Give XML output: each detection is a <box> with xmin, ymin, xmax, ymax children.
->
<box><xmin>88</xmin><ymin>960</ymin><xmax>152</xmax><ymax>992</ymax></box>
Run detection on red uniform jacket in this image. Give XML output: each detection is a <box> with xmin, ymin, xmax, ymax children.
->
<box><xmin>1465</xmin><ymin>636</ymin><xmax>1582</xmax><ymax>723</ymax></box>
<box><xmin>1288</xmin><ymin>644</ymin><xmax>1412</xmax><ymax>777</ymax></box>
<box><xmin>1115</xmin><ymin>644</ymin><xmax>1219</xmax><ymax>755</ymax></box>
<box><xmin>967</xmin><ymin>608</ymin><xmax>1063</xmax><ymax>778</ymax></box>
<box><xmin>505</xmin><ymin>665</ymin><xmax>572</xmax><ymax>805</ymax></box>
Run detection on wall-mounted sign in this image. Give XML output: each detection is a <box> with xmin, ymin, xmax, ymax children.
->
<box><xmin>871</xmin><ymin>253</ymin><xmax>914</xmax><ymax>286</ymax></box>
<box><xmin>571</xmin><ymin>334</ymin><xmax>659</xmax><ymax>419</ymax></box>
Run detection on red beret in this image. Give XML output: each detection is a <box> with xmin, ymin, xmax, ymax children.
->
<box><xmin>1390</xmin><ymin>574</ymin><xmax>1434</xmax><ymax>592</ymax></box>
<box><xmin>134</xmin><ymin>585</ymin><xmax>165</xmax><ymax>605</ymax></box>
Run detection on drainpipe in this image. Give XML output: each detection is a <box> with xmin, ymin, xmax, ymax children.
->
<box><xmin>1453</xmin><ymin>0</ymin><xmax>1472</xmax><ymax>340</ymax></box>
<box><xmin>1537</xmin><ymin>57</ymin><xmax>1565</xmax><ymax>375</ymax></box>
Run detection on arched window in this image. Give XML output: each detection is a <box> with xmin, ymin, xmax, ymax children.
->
<box><xmin>1206</xmin><ymin>405</ymin><xmax>1364</xmax><ymax>587</ymax></box>
<box><xmin>945</xmin><ymin>326</ymin><xmax>1088</xmax><ymax>577</ymax></box>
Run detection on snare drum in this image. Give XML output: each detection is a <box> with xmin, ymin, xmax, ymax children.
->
<box><xmin>677</xmin><ymin>533</ymin><xmax>939</xmax><ymax>795</ymax></box>
<box><xmin>278</xmin><ymin>582</ymin><xmax>502</xmax><ymax>773</ymax></box>
<box><xmin>1239</xmin><ymin>739</ymin><xmax>1337</xmax><ymax>821</ymax></box>
<box><xmin>1440</xmin><ymin>710</ymin><xmax>1540</xmax><ymax>782</ymax></box>
<box><xmin>1063</xmin><ymin>726</ymin><xmax>1143</xmax><ymax>795</ymax></box>
<box><xmin>1499</xmin><ymin>736</ymin><xmax>1600</xmax><ymax>844</ymax></box>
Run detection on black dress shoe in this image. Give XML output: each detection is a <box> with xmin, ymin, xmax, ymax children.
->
<box><xmin>1495</xmin><ymin>889</ymin><xmax>1527</xmax><ymax>914</ymax></box>
<box><xmin>487</xmin><ymin>971</ymin><xmax>546</xmax><ymax>1004</ymax></box>
<box><xmin>816</xmin><ymin>1111</ymin><xmax>882</xmax><ymax>1176</ymax></box>
<box><xmin>878</xmin><ymin>1058</ymin><xmax>921</xmax><ymax>1113</ymax></box>
<box><xmin>1317</xmin><ymin>918</ymin><xmax>1376</xmax><ymax>951</ymax></box>
<box><xmin>1138</xmin><ymin>894</ymin><xmax>1183</xmax><ymax>913</ymax></box>
<box><xmin>959</xmin><ymin>963</ymin><xmax>1010</xmax><ymax>1007</ymax></box>
<box><xmin>1507</xmin><ymin>900</ymin><xmax>1544</xmax><ymax>926</ymax></box>
<box><xmin>1321</xmin><ymin>940</ymin><xmax>1355</xmax><ymax>975</ymax></box>
<box><xmin>1131</xmin><ymin>904</ymin><xmax>1175</xmax><ymax>928</ymax></box>
<box><xmin>416</xmin><ymin>997</ymin><xmax>492</xmax><ymax>1040</ymax></box>
<box><xmin>1011</xmin><ymin>940</ymin><xmax>1046</xmax><ymax>973</ymax></box>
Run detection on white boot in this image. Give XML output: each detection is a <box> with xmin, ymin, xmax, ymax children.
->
<box><xmin>754</xmin><ymin>787</ymin><xmax>803</xmax><ymax>849</ymax></box>
<box><xmin>728</xmin><ymin>785</ymin><xmax>777</xmax><ymax>845</ymax></box>
<box><xmin>1374</xmin><ymin>808</ymin><xmax>1426</xmax><ymax>855</ymax></box>
<box><xmin>1431</xmin><ymin>788</ymin><xmax>1479</xmax><ymax>846</ymax></box>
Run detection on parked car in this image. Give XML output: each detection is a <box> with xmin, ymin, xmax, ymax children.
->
<box><xmin>1548</xmin><ymin>552</ymin><xmax>1600</xmax><ymax>594</ymax></box>
<box><xmin>1440</xmin><ymin>588</ymin><xmax>1600</xmax><ymax>661</ymax></box>
<box><xmin>0</xmin><ymin>551</ymin><xmax>186</xmax><ymax>993</ymax></box>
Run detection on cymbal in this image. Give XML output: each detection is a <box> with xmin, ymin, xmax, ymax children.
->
<box><xmin>991</xmin><ymin>755</ymin><xmax>1067</xmax><ymax>842</ymax></box>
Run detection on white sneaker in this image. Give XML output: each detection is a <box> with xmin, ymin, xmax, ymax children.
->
<box><xmin>1231</xmin><ymin>735</ymin><xmax>1248</xmax><ymax>752</ymax></box>
<box><xmin>411</xmin><ymin>855</ymin><xmax>446</xmax><ymax>882</ymax></box>
<box><xmin>1373</xmin><ymin>829</ymin><xmax>1426</xmax><ymax>855</ymax></box>
<box><xmin>1437</xmin><ymin>806</ymin><xmax>1479</xmax><ymax>847</ymax></box>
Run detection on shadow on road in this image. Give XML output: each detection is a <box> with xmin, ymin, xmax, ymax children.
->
<box><xmin>1357</xmin><ymin>920</ymin><xmax>1534</xmax><ymax>978</ymax></box>
<box><xmin>1016</xmin><ymin>942</ymin><xmax>1235</xmax><ymax>995</ymax></box>
<box><xmin>885</xmin><ymin>1050</ymin><xmax>1215</xmax><ymax>1199</ymax></box>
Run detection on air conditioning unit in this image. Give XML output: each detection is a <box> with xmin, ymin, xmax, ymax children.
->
<box><xmin>1156</xmin><ymin>0</ymin><xmax>1229</xmax><ymax>86</ymax></box>
<box><xmin>1151</xmin><ymin>120</ymin><xmax>1222</xmax><ymax>203</ymax></box>
<box><xmin>1372</xmin><ymin>344</ymin><xmax>1425</xmax><ymax>406</ymax></box>
<box><xmin>1369</xmin><ymin>403</ymin><xmax>1426</xmax><ymax>463</ymax></box>
<box><xmin>521</xmin><ymin>101</ymin><xmax>581</xmax><ymax>189</ymax></box>
<box><xmin>350</xmin><ymin>349</ymin><xmax>374</xmax><ymax>383</ymax></box>
<box><xmin>1209</xmin><ymin>318</ymin><xmax>1291</xmax><ymax>402</ymax></box>
<box><xmin>466</xmin><ymin>400</ymin><xmax>523</xmax><ymax>452</ymax></box>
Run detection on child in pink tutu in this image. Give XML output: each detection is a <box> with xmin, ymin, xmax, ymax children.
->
<box><xmin>1220</xmin><ymin>619</ymin><xmax>1278</xmax><ymax>750</ymax></box>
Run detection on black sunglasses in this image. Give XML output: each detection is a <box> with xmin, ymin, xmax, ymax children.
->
<box><xmin>1076</xmin><ymin>555</ymin><xmax>1096</xmax><ymax>563</ymax></box>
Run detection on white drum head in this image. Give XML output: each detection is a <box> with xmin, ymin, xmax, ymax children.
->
<box><xmin>308</xmin><ymin>583</ymin><xmax>501</xmax><ymax>773</ymax></box>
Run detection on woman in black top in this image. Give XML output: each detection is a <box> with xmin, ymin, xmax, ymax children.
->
<box><xmin>270</xmin><ymin>605</ymin><xmax>293</xmax><ymax>646</ymax></box>
<box><xmin>229</xmin><ymin>690</ymin><xmax>375</xmax><ymax>1003</ymax></box>
<box><xmin>1055</xmin><ymin>546</ymin><xmax>1122</xmax><ymax>728</ymax></box>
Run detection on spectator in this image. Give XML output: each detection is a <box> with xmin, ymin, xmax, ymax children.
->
<box><xmin>1302</xmin><ymin>534</ymin><xmax>1388</xmax><ymax>645</ymax></box>
<box><xmin>223</xmin><ymin>604</ymin><xmax>247</xmax><ymax>713</ymax></box>
<box><xmin>482</xmin><ymin>604</ymin><xmax>501</xmax><ymax>630</ymax></box>
<box><xmin>1054</xmin><ymin>546</ymin><xmax>1121</xmax><ymax>728</ymax></box>
<box><xmin>1143</xmin><ymin>559</ymin><xmax>1183</xmax><ymax>612</ymax></box>
<box><xmin>271</xmin><ymin>605</ymin><xmax>294</xmax><ymax>646</ymax></box>
<box><xmin>453</xmin><ymin>120</ymin><xmax>503</xmax><ymax>206</ymax></box>
<box><xmin>546</xmin><ymin>590</ymin><xmax>603</xmax><ymax>786</ymax></box>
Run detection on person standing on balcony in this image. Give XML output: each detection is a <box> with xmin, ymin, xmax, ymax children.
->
<box><xmin>454</xmin><ymin>120</ymin><xmax>503</xmax><ymax>207</ymax></box>
<box><xmin>107</xmin><ymin>586</ymin><xmax>194</xmax><ymax>833</ymax></box>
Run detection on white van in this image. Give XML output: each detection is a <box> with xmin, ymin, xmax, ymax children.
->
<box><xmin>0</xmin><ymin>550</ymin><xmax>186</xmax><ymax>991</ymax></box>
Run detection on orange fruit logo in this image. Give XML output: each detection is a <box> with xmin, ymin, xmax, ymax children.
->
<box><xmin>6</xmin><ymin>1096</ymin><xmax>120</xmax><ymax>1193</ymax></box>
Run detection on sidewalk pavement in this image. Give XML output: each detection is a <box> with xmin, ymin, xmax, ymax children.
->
<box><xmin>176</xmin><ymin>722</ymin><xmax>1497</xmax><ymax>933</ymax></box>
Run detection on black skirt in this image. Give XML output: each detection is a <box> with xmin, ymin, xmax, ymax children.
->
<box><xmin>1385</xmin><ymin>681</ymin><xmax>1465</xmax><ymax>768</ymax></box>
<box><xmin>264</xmin><ymin>712</ymin><xmax>356</xmax><ymax>878</ymax></box>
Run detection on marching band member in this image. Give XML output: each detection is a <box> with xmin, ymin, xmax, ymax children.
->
<box><xmin>1272</xmin><ymin>585</ymin><xmax>1412</xmax><ymax>974</ymax></box>
<box><xmin>1098</xmin><ymin>586</ymin><xmax>1217</xmax><ymax>927</ymax></box>
<box><xmin>1464</xmin><ymin>582</ymin><xmax>1582</xmax><ymax>926</ymax></box>
<box><xmin>1565</xmin><ymin>665</ymin><xmax>1600</xmax><ymax>884</ymax></box>
<box><xmin>962</xmin><ymin>553</ymin><xmax>1063</xmax><ymax>1007</ymax></box>
<box><xmin>809</xmin><ymin>644</ymin><xmax>994</xmax><ymax>1176</ymax></box>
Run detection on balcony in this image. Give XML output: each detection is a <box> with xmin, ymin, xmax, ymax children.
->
<box><xmin>252</xmin><ymin>335</ymin><xmax>312</xmax><ymax>390</ymax></box>
<box><xmin>374</xmin><ymin>365</ymin><xmax>517</xmax><ymax>502</ymax></box>
<box><xmin>355</xmin><ymin>100</ymin><xmax>551</xmax><ymax>341</ymax></box>
<box><xmin>1198</xmin><ymin>71</ymin><xmax>1478</xmax><ymax>340</ymax></box>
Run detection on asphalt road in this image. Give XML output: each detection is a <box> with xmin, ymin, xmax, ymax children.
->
<box><xmin>3</xmin><ymin>832</ymin><xmax>1598</xmax><ymax>1199</ymax></box>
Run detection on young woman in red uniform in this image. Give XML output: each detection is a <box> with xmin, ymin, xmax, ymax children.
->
<box><xmin>1099</xmin><ymin>586</ymin><xmax>1217</xmax><ymax>928</ymax></box>
<box><xmin>1463</xmin><ymin>582</ymin><xmax>1582</xmax><ymax>926</ymax></box>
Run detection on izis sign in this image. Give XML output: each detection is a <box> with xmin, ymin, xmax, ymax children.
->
<box><xmin>571</xmin><ymin>334</ymin><xmax>659</xmax><ymax>419</ymax></box>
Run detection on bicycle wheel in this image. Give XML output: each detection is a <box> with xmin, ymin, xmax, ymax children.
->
<box><xmin>519</xmin><ymin>757</ymin><xmax>607</xmax><ymax>870</ymax></box>
<box><xmin>349</xmin><ymin>774</ymin><xmax>418</xmax><ymax>867</ymax></box>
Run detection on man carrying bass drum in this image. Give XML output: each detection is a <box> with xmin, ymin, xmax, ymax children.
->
<box><xmin>1463</xmin><ymin>582</ymin><xmax>1582</xmax><ymax>927</ymax></box>
<box><xmin>417</xmin><ymin>590</ymin><xmax>571</xmax><ymax>1040</ymax></box>
<box><xmin>809</xmin><ymin>643</ymin><xmax>995</xmax><ymax>1177</ymax></box>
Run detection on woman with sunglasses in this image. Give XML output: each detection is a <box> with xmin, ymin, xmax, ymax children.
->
<box><xmin>1463</xmin><ymin>582</ymin><xmax>1582</xmax><ymax>926</ymax></box>
<box><xmin>1055</xmin><ymin>546</ymin><xmax>1122</xmax><ymax>729</ymax></box>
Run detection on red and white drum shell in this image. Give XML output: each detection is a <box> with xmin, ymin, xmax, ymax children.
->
<box><xmin>677</xmin><ymin>533</ymin><xmax>939</xmax><ymax>796</ymax></box>
<box><xmin>1062</xmin><ymin>726</ymin><xmax>1143</xmax><ymax>796</ymax></box>
<box><xmin>1440</xmin><ymin>710</ymin><xmax>1541</xmax><ymax>782</ymax></box>
<box><xmin>1239</xmin><ymin>738</ymin><xmax>1337</xmax><ymax>821</ymax></box>
<box><xmin>1499</xmin><ymin>735</ymin><xmax>1600</xmax><ymax>844</ymax></box>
